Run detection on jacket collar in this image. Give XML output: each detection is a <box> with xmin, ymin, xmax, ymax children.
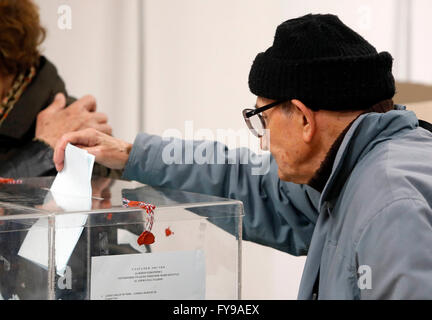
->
<box><xmin>0</xmin><ymin>56</ymin><xmax>65</xmax><ymax>139</ymax></box>
<box><xmin>318</xmin><ymin>109</ymin><xmax>419</xmax><ymax>213</ymax></box>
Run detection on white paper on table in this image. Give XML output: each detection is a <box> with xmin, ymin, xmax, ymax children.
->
<box><xmin>90</xmin><ymin>251</ymin><xmax>206</xmax><ymax>300</ymax></box>
<box><xmin>18</xmin><ymin>143</ymin><xmax>95</xmax><ymax>276</ymax></box>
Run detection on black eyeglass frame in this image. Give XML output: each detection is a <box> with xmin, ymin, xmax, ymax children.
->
<box><xmin>242</xmin><ymin>100</ymin><xmax>287</xmax><ymax>137</ymax></box>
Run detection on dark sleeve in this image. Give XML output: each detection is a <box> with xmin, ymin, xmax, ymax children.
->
<box><xmin>0</xmin><ymin>94</ymin><xmax>77</xmax><ymax>179</ymax></box>
<box><xmin>0</xmin><ymin>140</ymin><xmax>56</xmax><ymax>178</ymax></box>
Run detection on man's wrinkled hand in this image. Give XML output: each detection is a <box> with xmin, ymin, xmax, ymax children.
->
<box><xmin>54</xmin><ymin>128</ymin><xmax>132</xmax><ymax>172</ymax></box>
<box><xmin>35</xmin><ymin>93</ymin><xmax>112</xmax><ymax>148</ymax></box>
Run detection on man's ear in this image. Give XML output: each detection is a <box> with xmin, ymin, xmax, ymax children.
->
<box><xmin>291</xmin><ymin>99</ymin><xmax>316</xmax><ymax>143</ymax></box>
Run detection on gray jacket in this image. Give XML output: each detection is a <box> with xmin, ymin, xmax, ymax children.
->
<box><xmin>123</xmin><ymin>110</ymin><xmax>432</xmax><ymax>299</ymax></box>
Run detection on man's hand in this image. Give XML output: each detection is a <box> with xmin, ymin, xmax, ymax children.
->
<box><xmin>35</xmin><ymin>93</ymin><xmax>112</xmax><ymax>148</ymax></box>
<box><xmin>54</xmin><ymin>128</ymin><xmax>133</xmax><ymax>171</ymax></box>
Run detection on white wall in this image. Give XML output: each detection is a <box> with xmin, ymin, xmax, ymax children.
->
<box><xmin>35</xmin><ymin>0</ymin><xmax>432</xmax><ymax>300</ymax></box>
<box><xmin>411</xmin><ymin>0</ymin><xmax>432</xmax><ymax>84</ymax></box>
<box><xmin>35</xmin><ymin>0</ymin><xmax>141</xmax><ymax>143</ymax></box>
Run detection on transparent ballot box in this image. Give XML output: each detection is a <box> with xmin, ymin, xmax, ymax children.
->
<box><xmin>0</xmin><ymin>177</ymin><xmax>243</xmax><ymax>300</ymax></box>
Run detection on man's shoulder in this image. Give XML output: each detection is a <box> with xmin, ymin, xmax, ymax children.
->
<box><xmin>353</xmin><ymin>126</ymin><xmax>432</xmax><ymax>196</ymax></box>
<box><xmin>338</xmin><ymin>130</ymin><xmax>432</xmax><ymax>230</ymax></box>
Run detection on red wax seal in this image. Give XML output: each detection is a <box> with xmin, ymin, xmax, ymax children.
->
<box><xmin>126</xmin><ymin>200</ymin><xmax>142</xmax><ymax>207</ymax></box>
<box><xmin>165</xmin><ymin>227</ymin><xmax>174</xmax><ymax>237</ymax></box>
<box><xmin>137</xmin><ymin>231</ymin><xmax>155</xmax><ymax>245</ymax></box>
<box><xmin>0</xmin><ymin>178</ymin><xmax>22</xmax><ymax>184</ymax></box>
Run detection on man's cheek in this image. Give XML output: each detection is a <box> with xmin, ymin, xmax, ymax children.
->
<box><xmin>278</xmin><ymin>151</ymin><xmax>295</xmax><ymax>171</ymax></box>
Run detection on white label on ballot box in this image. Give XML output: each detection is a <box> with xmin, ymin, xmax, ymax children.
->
<box><xmin>90</xmin><ymin>251</ymin><xmax>206</xmax><ymax>300</ymax></box>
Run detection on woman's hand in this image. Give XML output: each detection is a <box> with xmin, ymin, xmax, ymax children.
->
<box><xmin>35</xmin><ymin>93</ymin><xmax>112</xmax><ymax>148</ymax></box>
<box><xmin>54</xmin><ymin>128</ymin><xmax>133</xmax><ymax>171</ymax></box>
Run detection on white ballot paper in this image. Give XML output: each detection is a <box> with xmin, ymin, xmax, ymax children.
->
<box><xmin>50</xmin><ymin>143</ymin><xmax>95</xmax><ymax>199</ymax></box>
<box><xmin>18</xmin><ymin>143</ymin><xmax>95</xmax><ymax>276</ymax></box>
<box><xmin>90</xmin><ymin>251</ymin><xmax>206</xmax><ymax>300</ymax></box>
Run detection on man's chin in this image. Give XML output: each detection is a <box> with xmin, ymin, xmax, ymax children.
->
<box><xmin>277</xmin><ymin>168</ymin><xmax>305</xmax><ymax>184</ymax></box>
<box><xmin>277</xmin><ymin>168</ymin><xmax>293</xmax><ymax>182</ymax></box>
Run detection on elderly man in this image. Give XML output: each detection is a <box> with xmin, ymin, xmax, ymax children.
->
<box><xmin>54</xmin><ymin>14</ymin><xmax>432</xmax><ymax>299</ymax></box>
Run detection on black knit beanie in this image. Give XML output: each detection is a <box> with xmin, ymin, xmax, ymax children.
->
<box><xmin>248</xmin><ymin>14</ymin><xmax>396</xmax><ymax>111</ymax></box>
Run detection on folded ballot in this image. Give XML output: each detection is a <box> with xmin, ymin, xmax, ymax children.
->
<box><xmin>18</xmin><ymin>143</ymin><xmax>95</xmax><ymax>276</ymax></box>
<box><xmin>51</xmin><ymin>143</ymin><xmax>95</xmax><ymax>201</ymax></box>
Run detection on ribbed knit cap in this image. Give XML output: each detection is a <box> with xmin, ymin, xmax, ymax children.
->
<box><xmin>248</xmin><ymin>14</ymin><xmax>395</xmax><ymax>111</ymax></box>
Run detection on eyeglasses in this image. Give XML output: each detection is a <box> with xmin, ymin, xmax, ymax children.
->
<box><xmin>242</xmin><ymin>100</ymin><xmax>286</xmax><ymax>137</ymax></box>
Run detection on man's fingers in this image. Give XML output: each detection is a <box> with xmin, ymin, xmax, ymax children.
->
<box><xmin>53</xmin><ymin>129</ymin><xmax>99</xmax><ymax>171</ymax></box>
<box><xmin>53</xmin><ymin>134</ymin><xmax>69</xmax><ymax>172</ymax></box>
<box><xmin>54</xmin><ymin>129</ymin><xmax>131</xmax><ymax>171</ymax></box>
<box><xmin>88</xmin><ymin>113</ymin><xmax>111</xmax><ymax>134</ymax></box>
<box><xmin>92</xmin><ymin>112</ymin><xmax>108</xmax><ymax>123</ymax></box>
<box><xmin>80</xmin><ymin>95</ymin><xmax>97</xmax><ymax>112</ymax></box>
<box><xmin>69</xmin><ymin>95</ymin><xmax>97</xmax><ymax>112</ymax></box>
<box><xmin>46</xmin><ymin>93</ymin><xmax>67</xmax><ymax>112</ymax></box>
<box><xmin>95</xmin><ymin>123</ymin><xmax>112</xmax><ymax>136</ymax></box>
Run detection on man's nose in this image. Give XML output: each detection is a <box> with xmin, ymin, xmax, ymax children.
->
<box><xmin>260</xmin><ymin>131</ymin><xmax>270</xmax><ymax>151</ymax></box>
